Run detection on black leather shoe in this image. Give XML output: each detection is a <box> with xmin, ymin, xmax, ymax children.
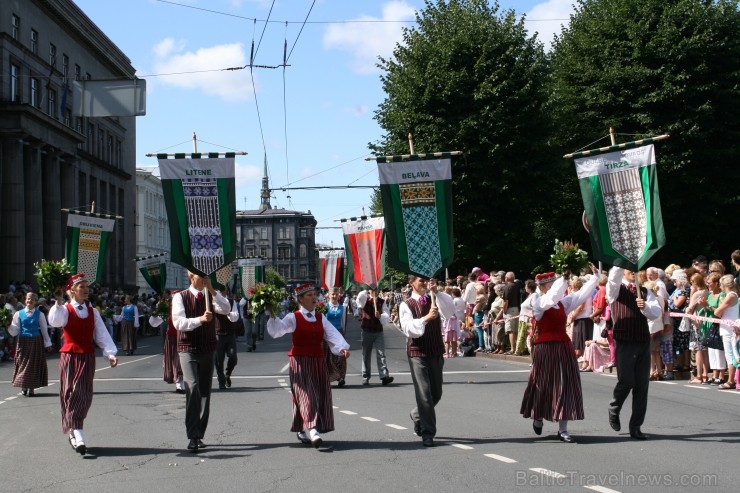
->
<box><xmin>28</xmin><ymin>389</ymin><xmax>35</xmax><ymax>397</ymax></box>
<box><xmin>533</xmin><ymin>419</ymin><xmax>543</xmax><ymax>436</ymax></box>
<box><xmin>362</xmin><ymin>378</ymin><xmax>370</xmax><ymax>386</ymax></box>
<box><xmin>197</xmin><ymin>439</ymin><xmax>207</xmax><ymax>448</ymax></box>
<box><xmin>225</xmin><ymin>375</ymin><xmax>232</xmax><ymax>388</ymax></box>
<box><xmin>558</xmin><ymin>431</ymin><xmax>575</xmax><ymax>443</ymax></box>
<box><xmin>410</xmin><ymin>413</ymin><xmax>421</xmax><ymax>437</ymax></box>
<box><xmin>187</xmin><ymin>439</ymin><xmax>199</xmax><ymax>452</ymax></box>
<box><xmin>218</xmin><ymin>384</ymin><xmax>226</xmax><ymax>390</ymax></box>
<box><xmin>422</xmin><ymin>437</ymin><xmax>435</xmax><ymax>447</ymax></box>
<box><xmin>21</xmin><ymin>388</ymin><xmax>28</xmax><ymax>396</ymax></box>
<box><xmin>381</xmin><ymin>376</ymin><xmax>394</xmax><ymax>386</ymax></box>
<box><xmin>608</xmin><ymin>409</ymin><xmax>621</xmax><ymax>432</ymax></box>
<box><xmin>337</xmin><ymin>379</ymin><xmax>345</xmax><ymax>388</ymax></box>
<box><xmin>630</xmin><ymin>429</ymin><xmax>647</xmax><ymax>440</ymax></box>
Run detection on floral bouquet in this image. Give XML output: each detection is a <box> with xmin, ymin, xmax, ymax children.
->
<box><xmin>250</xmin><ymin>284</ymin><xmax>287</xmax><ymax>320</ymax></box>
<box><xmin>549</xmin><ymin>239</ymin><xmax>589</xmax><ymax>276</ymax></box>
<box><xmin>103</xmin><ymin>307</ymin><xmax>116</xmax><ymax>320</ymax></box>
<box><xmin>315</xmin><ymin>301</ymin><xmax>327</xmax><ymax>314</ymax></box>
<box><xmin>0</xmin><ymin>307</ymin><xmax>13</xmax><ymax>328</ymax></box>
<box><xmin>34</xmin><ymin>259</ymin><xmax>73</xmax><ymax>296</ymax></box>
<box><xmin>153</xmin><ymin>300</ymin><xmax>172</xmax><ymax>323</ymax></box>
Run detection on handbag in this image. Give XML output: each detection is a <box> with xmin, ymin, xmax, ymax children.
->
<box><xmin>700</xmin><ymin>322</ymin><xmax>723</xmax><ymax>350</ymax></box>
<box><xmin>677</xmin><ymin>316</ymin><xmax>692</xmax><ymax>333</ymax></box>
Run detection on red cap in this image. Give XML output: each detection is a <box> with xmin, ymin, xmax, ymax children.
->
<box><xmin>535</xmin><ymin>272</ymin><xmax>557</xmax><ymax>285</ymax></box>
<box><xmin>66</xmin><ymin>273</ymin><xmax>86</xmax><ymax>290</ymax></box>
<box><xmin>294</xmin><ymin>283</ymin><xmax>316</xmax><ymax>297</ymax></box>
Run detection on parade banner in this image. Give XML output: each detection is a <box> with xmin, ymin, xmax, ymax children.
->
<box><xmin>238</xmin><ymin>258</ymin><xmax>265</xmax><ymax>295</ymax></box>
<box><xmin>158</xmin><ymin>154</ymin><xmax>237</xmax><ymax>277</ymax></box>
<box><xmin>319</xmin><ymin>250</ymin><xmax>345</xmax><ymax>290</ymax></box>
<box><xmin>574</xmin><ymin>144</ymin><xmax>665</xmax><ymax>270</ymax></box>
<box><xmin>209</xmin><ymin>263</ymin><xmax>235</xmax><ymax>292</ymax></box>
<box><xmin>135</xmin><ymin>253</ymin><xmax>168</xmax><ymax>294</ymax></box>
<box><xmin>65</xmin><ymin>212</ymin><xmax>116</xmax><ymax>285</ymax></box>
<box><xmin>342</xmin><ymin>217</ymin><xmax>385</xmax><ymax>290</ymax></box>
<box><xmin>377</xmin><ymin>157</ymin><xmax>454</xmax><ymax>279</ymax></box>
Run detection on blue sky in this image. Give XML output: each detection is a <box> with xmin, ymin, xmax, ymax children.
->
<box><xmin>72</xmin><ymin>0</ymin><xmax>575</xmax><ymax>249</ymax></box>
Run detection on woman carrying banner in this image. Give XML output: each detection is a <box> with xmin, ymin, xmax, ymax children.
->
<box><xmin>48</xmin><ymin>274</ymin><xmax>118</xmax><ymax>455</ymax></box>
<box><xmin>520</xmin><ymin>263</ymin><xmax>599</xmax><ymax>443</ymax></box>
<box><xmin>8</xmin><ymin>292</ymin><xmax>52</xmax><ymax>396</ymax></box>
<box><xmin>267</xmin><ymin>283</ymin><xmax>350</xmax><ymax>449</ymax></box>
<box><xmin>324</xmin><ymin>287</ymin><xmax>348</xmax><ymax>387</ymax></box>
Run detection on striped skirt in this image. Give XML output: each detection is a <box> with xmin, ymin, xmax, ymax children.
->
<box><xmin>120</xmin><ymin>319</ymin><xmax>137</xmax><ymax>351</ymax></box>
<box><xmin>59</xmin><ymin>352</ymin><xmax>96</xmax><ymax>434</ymax></box>
<box><xmin>323</xmin><ymin>341</ymin><xmax>347</xmax><ymax>382</ymax></box>
<box><xmin>520</xmin><ymin>340</ymin><xmax>584</xmax><ymax>422</ymax></box>
<box><xmin>289</xmin><ymin>355</ymin><xmax>334</xmax><ymax>433</ymax></box>
<box><xmin>163</xmin><ymin>333</ymin><xmax>183</xmax><ymax>384</ymax></box>
<box><xmin>12</xmin><ymin>335</ymin><xmax>48</xmax><ymax>389</ymax></box>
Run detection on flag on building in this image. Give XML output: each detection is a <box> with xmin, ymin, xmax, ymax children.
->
<box><xmin>159</xmin><ymin>154</ymin><xmax>237</xmax><ymax>277</ymax></box>
<box><xmin>319</xmin><ymin>250</ymin><xmax>345</xmax><ymax>290</ymax></box>
<box><xmin>65</xmin><ymin>211</ymin><xmax>116</xmax><ymax>285</ymax></box>
<box><xmin>238</xmin><ymin>258</ymin><xmax>266</xmax><ymax>296</ymax></box>
<box><xmin>377</xmin><ymin>157</ymin><xmax>454</xmax><ymax>279</ymax></box>
<box><xmin>135</xmin><ymin>253</ymin><xmax>167</xmax><ymax>294</ymax></box>
<box><xmin>574</xmin><ymin>144</ymin><xmax>666</xmax><ymax>270</ymax></box>
<box><xmin>342</xmin><ymin>217</ymin><xmax>385</xmax><ymax>290</ymax></box>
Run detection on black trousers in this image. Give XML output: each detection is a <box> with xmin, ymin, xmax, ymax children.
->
<box><xmin>215</xmin><ymin>334</ymin><xmax>237</xmax><ymax>385</ymax></box>
<box><xmin>408</xmin><ymin>355</ymin><xmax>444</xmax><ymax>439</ymax></box>
<box><xmin>609</xmin><ymin>340</ymin><xmax>650</xmax><ymax>431</ymax></box>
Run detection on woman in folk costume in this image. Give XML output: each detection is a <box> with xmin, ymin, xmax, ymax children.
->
<box><xmin>150</xmin><ymin>292</ymin><xmax>184</xmax><ymax>394</ymax></box>
<box><xmin>324</xmin><ymin>287</ymin><xmax>348</xmax><ymax>387</ymax></box>
<box><xmin>47</xmin><ymin>274</ymin><xmax>118</xmax><ymax>455</ymax></box>
<box><xmin>267</xmin><ymin>283</ymin><xmax>350</xmax><ymax>448</ymax></box>
<box><xmin>115</xmin><ymin>295</ymin><xmax>139</xmax><ymax>355</ymax></box>
<box><xmin>8</xmin><ymin>292</ymin><xmax>52</xmax><ymax>396</ymax></box>
<box><xmin>520</xmin><ymin>264</ymin><xmax>598</xmax><ymax>444</ymax></box>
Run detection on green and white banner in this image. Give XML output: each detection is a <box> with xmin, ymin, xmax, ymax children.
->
<box><xmin>377</xmin><ymin>157</ymin><xmax>454</xmax><ymax>279</ymax></box>
<box><xmin>159</xmin><ymin>154</ymin><xmax>237</xmax><ymax>277</ymax></box>
<box><xmin>65</xmin><ymin>212</ymin><xmax>116</xmax><ymax>285</ymax></box>
<box><xmin>135</xmin><ymin>253</ymin><xmax>168</xmax><ymax>294</ymax></box>
<box><xmin>238</xmin><ymin>258</ymin><xmax>265</xmax><ymax>296</ymax></box>
<box><xmin>574</xmin><ymin>144</ymin><xmax>666</xmax><ymax>270</ymax></box>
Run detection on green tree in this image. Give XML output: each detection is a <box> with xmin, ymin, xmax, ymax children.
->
<box><xmin>550</xmin><ymin>0</ymin><xmax>740</xmax><ymax>264</ymax></box>
<box><xmin>373</xmin><ymin>0</ymin><xmax>558</xmax><ymax>276</ymax></box>
<box><xmin>265</xmin><ymin>267</ymin><xmax>286</xmax><ymax>288</ymax></box>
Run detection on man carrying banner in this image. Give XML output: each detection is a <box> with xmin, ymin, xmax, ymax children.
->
<box><xmin>400</xmin><ymin>277</ymin><xmax>454</xmax><ymax>447</ymax></box>
<box><xmin>606</xmin><ymin>267</ymin><xmax>661</xmax><ymax>440</ymax></box>
<box><xmin>356</xmin><ymin>289</ymin><xmax>394</xmax><ymax>386</ymax></box>
<box><xmin>172</xmin><ymin>271</ymin><xmax>231</xmax><ymax>452</ymax></box>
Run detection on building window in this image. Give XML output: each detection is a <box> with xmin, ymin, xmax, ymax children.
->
<box><xmin>300</xmin><ymin>228</ymin><xmax>308</xmax><ymax>238</ymax></box>
<box><xmin>247</xmin><ymin>247</ymin><xmax>255</xmax><ymax>257</ymax></box>
<box><xmin>246</xmin><ymin>228</ymin><xmax>253</xmax><ymax>241</ymax></box>
<box><xmin>10</xmin><ymin>64</ymin><xmax>19</xmax><ymax>102</ymax></box>
<box><xmin>49</xmin><ymin>43</ymin><xmax>56</xmax><ymax>66</ymax></box>
<box><xmin>11</xmin><ymin>15</ymin><xmax>19</xmax><ymax>40</ymax></box>
<box><xmin>278</xmin><ymin>246</ymin><xmax>290</xmax><ymax>259</ymax></box>
<box><xmin>30</xmin><ymin>77</ymin><xmax>40</xmax><ymax>107</ymax></box>
<box><xmin>300</xmin><ymin>265</ymin><xmax>307</xmax><ymax>278</ymax></box>
<box><xmin>87</xmin><ymin>123</ymin><xmax>95</xmax><ymax>154</ymax></box>
<box><xmin>74</xmin><ymin>64</ymin><xmax>80</xmax><ymax>80</ymax></box>
<box><xmin>261</xmin><ymin>227</ymin><xmax>268</xmax><ymax>240</ymax></box>
<box><xmin>115</xmin><ymin>139</ymin><xmax>122</xmax><ymax>167</ymax></box>
<box><xmin>31</xmin><ymin>29</ymin><xmax>38</xmax><ymax>54</ymax></box>
<box><xmin>107</xmin><ymin>135</ymin><xmax>113</xmax><ymax>163</ymax></box>
<box><xmin>98</xmin><ymin>127</ymin><xmax>105</xmax><ymax>157</ymax></box>
<box><xmin>299</xmin><ymin>244</ymin><xmax>307</xmax><ymax>258</ymax></box>
<box><xmin>47</xmin><ymin>88</ymin><xmax>57</xmax><ymax>118</ymax></box>
<box><xmin>75</xmin><ymin>117</ymin><xmax>82</xmax><ymax>133</ymax></box>
<box><xmin>62</xmin><ymin>54</ymin><xmax>69</xmax><ymax>78</ymax></box>
<box><xmin>260</xmin><ymin>247</ymin><xmax>267</xmax><ymax>258</ymax></box>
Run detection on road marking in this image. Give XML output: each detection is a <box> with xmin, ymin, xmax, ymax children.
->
<box><xmin>279</xmin><ymin>382</ymin><xmax>288</xmax><ymax>387</ymax></box>
<box><xmin>386</xmin><ymin>424</ymin><xmax>406</xmax><ymax>430</ymax></box>
<box><xmin>280</xmin><ymin>363</ymin><xmax>290</xmax><ymax>373</ymax></box>
<box><xmin>655</xmin><ymin>381</ymin><xmax>677</xmax><ymax>385</ymax></box>
<box><xmin>277</xmin><ymin>379</ymin><xmax>285</xmax><ymax>383</ymax></box>
<box><xmin>6</xmin><ymin>396</ymin><xmax>18</xmax><ymax>401</ymax></box>
<box><xmin>95</xmin><ymin>354</ymin><xmax>159</xmax><ymax>372</ymax></box>
<box><xmin>451</xmin><ymin>443</ymin><xmax>474</xmax><ymax>450</ymax></box>
<box><xmin>361</xmin><ymin>417</ymin><xmax>380</xmax><ymax>422</ymax></box>
<box><xmin>584</xmin><ymin>486</ymin><xmax>621</xmax><ymax>493</ymax></box>
<box><xmin>484</xmin><ymin>453</ymin><xmax>517</xmax><ymax>463</ymax></box>
<box><xmin>684</xmin><ymin>385</ymin><xmax>709</xmax><ymax>390</ymax></box>
<box><xmin>529</xmin><ymin>468</ymin><xmax>566</xmax><ymax>479</ymax></box>
<box><xmin>339</xmin><ymin>410</ymin><xmax>357</xmax><ymax>415</ymax></box>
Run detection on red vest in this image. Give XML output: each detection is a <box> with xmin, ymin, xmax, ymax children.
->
<box><xmin>60</xmin><ymin>303</ymin><xmax>96</xmax><ymax>354</ymax></box>
<box><xmin>289</xmin><ymin>311</ymin><xmax>324</xmax><ymax>357</ymax></box>
<box><xmin>532</xmin><ymin>302</ymin><xmax>569</xmax><ymax>345</ymax></box>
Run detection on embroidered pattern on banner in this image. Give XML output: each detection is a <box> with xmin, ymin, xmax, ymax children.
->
<box><xmin>184</xmin><ymin>178</ymin><xmax>224</xmax><ymax>274</ymax></box>
<box><xmin>400</xmin><ymin>182</ymin><xmax>441</xmax><ymax>278</ymax></box>
<box><xmin>599</xmin><ymin>168</ymin><xmax>647</xmax><ymax>265</ymax></box>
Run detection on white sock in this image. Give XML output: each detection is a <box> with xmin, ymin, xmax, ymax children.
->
<box><xmin>558</xmin><ymin>420</ymin><xmax>568</xmax><ymax>433</ymax></box>
<box><xmin>73</xmin><ymin>429</ymin><xmax>85</xmax><ymax>444</ymax></box>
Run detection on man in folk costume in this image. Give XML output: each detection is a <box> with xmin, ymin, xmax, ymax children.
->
<box><xmin>214</xmin><ymin>287</ymin><xmax>241</xmax><ymax>390</ymax></box>
<box><xmin>400</xmin><ymin>276</ymin><xmax>454</xmax><ymax>447</ymax></box>
<box><xmin>356</xmin><ymin>288</ymin><xmax>394</xmax><ymax>386</ymax></box>
<box><xmin>606</xmin><ymin>266</ymin><xmax>662</xmax><ymax>440</ymax></box>
<box><xmin>47</xmin><ymin>274</ymin><xmax>118</xmax><ymax>455</ymax></box>
<box><xmin>267</xmin><ymin>283</ymin><xmax>350</xmax><ymax>449</ymax></box>
<box><xmin>8</xmin><ymin>292</ymin><xmax>52</xmax><ymax>396</ymax></box>
<box><xmin>171</xmin><ymin>271</ymin><xmax>231</xmax><ymax>453</ymax></box>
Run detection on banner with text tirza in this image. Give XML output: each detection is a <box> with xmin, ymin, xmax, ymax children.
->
<box><xmin>377</xmin><ymin>157</ymin><xmax>454</xmax><ymax>279</ymax></box>
<box><xmin>158</xmin><ymin>154</ymin><xmax>237</xmax><ymax>277</ymax></box>
<box><xmin>342</xmin><ymin>217</ymin><xmax>385</xmax><ymax>290</ymax></box>
<box><xmin>65</xmin><ymin>212</ymin><xmax>116</xmax><ymax>285</ymax></box>
<box><xmin>135</xmin><ymin>253</ymin><xmax>168</xmax><ymax>294</ymax></box>
<box><xmin>574</xmin><ymin>144</ymin><xmax>665</xmax><ymax>270</ymax></box>
<box><xmin>319</xmin><ymin>250</ymin><xmax>345</xmax><ymax>290</ymax></box>
<box><xmin>238</xmin><ymin>258</ymin><xmax>266</xmax><ymax>296</ymax></box>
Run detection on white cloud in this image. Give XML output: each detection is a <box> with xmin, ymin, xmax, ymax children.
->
<box><xmin>235</xmin><ymin>159</ymin><xmax>262</xmax><ymax>188</ymax></box>
<box><xmin>323</xmin><ymin>1</ymin><xmax>417</xmax><ymax>74</ymax></box>
<box><xmin>152</xmin><ymin>40</ymin><xmax>253</xmax><ymax>102</ymax></box>
<box><xmin>526</xmin><ymin>0</ymin><xmax>575</xmax><ymax>51</ymax></box>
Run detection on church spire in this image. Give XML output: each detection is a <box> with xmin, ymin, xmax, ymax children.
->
<box><xmin>259</xmin><ymin>153</ymin><xmax>271</xmax><ymax>210</ymax></box>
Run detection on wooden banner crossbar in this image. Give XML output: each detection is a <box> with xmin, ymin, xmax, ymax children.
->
<box><xmin>366</xmin><ymin>151</ymin><xmax>463</xmax><ymax>163</ymax></box>
<box><xmin>564</xmin><ymin>134</ymin><xmax>670</xmax><ymax>159</ymax></box>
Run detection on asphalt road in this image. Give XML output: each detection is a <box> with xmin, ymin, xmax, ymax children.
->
<box><xmin>2</xmin><ymin>316</ymin><xmax>738</xmax><ymax>493</ymax></box>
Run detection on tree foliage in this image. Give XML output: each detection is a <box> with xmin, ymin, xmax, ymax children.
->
<box><xmin>265</xmin><ymin>267</ymin><xmax>286</xmax><ymax>288</ymax></box>
<box><xmin>551</xmin><ymin>0</ymin><xmax>740</xmax><ymax>265</ymax></box>
<box><xmin>373</xmin><ymin>0</ymin><xmax>560</xmax><ymax>277</ymax></box>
